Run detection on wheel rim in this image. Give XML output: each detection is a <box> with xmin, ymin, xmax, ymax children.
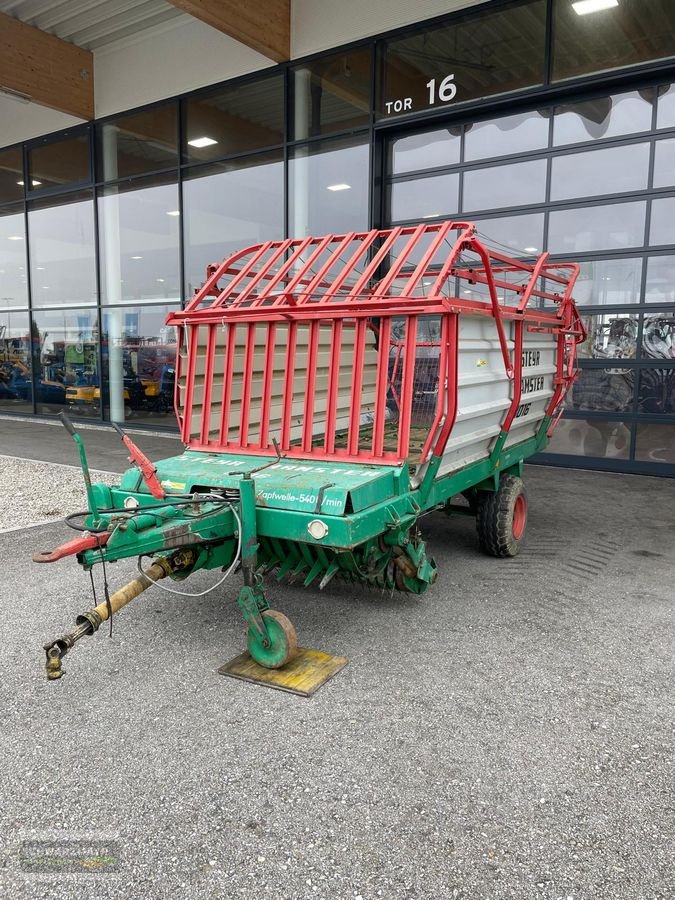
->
<box><xmin>247</xmin><ymin>610</ymin><xmax>297</xmax><ymax>669</ymax></box>
<box><xmin>512</xmin><ymin>494</ymin><xmax>527</xmax><ymax>540</ymax></box>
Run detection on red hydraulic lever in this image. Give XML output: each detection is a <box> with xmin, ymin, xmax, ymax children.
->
<box><xmin>112</xmin><ymin>424</ymin><xmax>166</xmax><ymax>500</ymax></box>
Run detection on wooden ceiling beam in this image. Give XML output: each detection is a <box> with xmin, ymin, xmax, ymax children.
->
<box><xmin>165</xmin><ymin>0</ymin><xmax>290</xmax><ymax>62</ymax></box>
<box><xmin>0</xmin><ymin>12</ymin><xmax>93</xmax><ymax>120</ymax></box>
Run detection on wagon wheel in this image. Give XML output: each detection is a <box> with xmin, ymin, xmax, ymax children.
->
<box><xmin>247</xmin><ymin>609</ymin><xmax>298</xmax><ymax>669</ymax></box>
<box><xmin>476</xmin><ymin>475</ymin><xmax>527</xmax><ymax>558</ymax></box>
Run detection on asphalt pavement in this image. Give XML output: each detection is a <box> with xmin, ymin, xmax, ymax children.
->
<box><xmin>0</xmin><ymin>453</ymin><xmax>673</xmax><ymax>899</ymax></box>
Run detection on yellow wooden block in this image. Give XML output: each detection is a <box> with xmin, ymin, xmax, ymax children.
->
<box><xmin>218</xmin><ymin>647</ymin><xmax>348</xmax><ymax>697</ymax></box>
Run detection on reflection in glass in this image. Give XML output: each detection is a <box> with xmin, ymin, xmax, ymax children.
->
<box><xmin>650</xmin><ymin>197</ymin><xmax>675</xmax><ymax>246</ymax></box>
<box><xmin>545</xmin><ymin>416</ymin><xmax>630</xmax><ymax>459</ymax></box>
<box><xmin>28</xmin><ymin>131</ymin><xmax>90</xmax><ymax>190</ymax></box>
<box><xmin>579</xmin><ymin>312</ymin><xmax>638</xmax><ymax>360</ymax></box>
<box><xmin>101</xmin><ymin>304</ymin><xmax>178</xmax><ymax>427</ymax></box>
<box><xmin>0</xmin><ymin>207</ymin><xmax>28</xmax><ymax>309</ymax></box>
<box><xmin>389</xmin><ymin>173</ymin><xmax>459</xmax><ymax>222</ymax></box>
<box><xmin>472</xmin><ymin>212</ymin><xmax>544</xmax><ymax>257</ymax></box>
<box><xmin>654</xmin><ymin>139</ymin><xmax>675</xmax><ymax>189</ymax></box>
<box><xmin>645</xmin><ymin>256</ymin><xmax>675</xmax><ymax>303</ymax></box>
<box><xmin>292</xmin><ymin>47</ymin><xmax>371</xmax><ymax>139</ymax></box>
<box><xmin>553</xmin><ymin>90</ymin><xmax>654</xmax><ymax>144</ymax></box>
<box><xmin>463</xmin><ymin>159</ymin><xmax>546</xmax><ymax>212</ymax></box>
<box><xmin>0</xmin><ymin>147</ymin><xmax>24</xmax><ymax>203</ymax></box>
<box><xmin>183</xmin><ymin>75</ymin><xmax>284</xmax><ymax>163</ymax></box>
<box><xmin>289</xmin><ymin>136</ymin><xmax>369</xmax><ymax>237</ymax></box>
<box><xmin>32</xmin><ymin>308</ymin><xmax>100</xmax><ymax>418</ymax></box>
<box><xmin>573</xmin><ymin>258</ymin><xmax>642</xmax><ymax>306</ymax></box>
<box><xmin>380</xmin><ymin>0</ymin><xmax>546</xmax><ymax>118</ymax></box>
<box><xmin>568</xmin><ymin>367</ymin><xmax>634</xmax><ymax>413</ymax></box>
<box><xmin>657</xmin><ymin>84</ymin><xmax>675</xmax><ymax>129</ymax></box>
<box><xmin>635</xmin><ymin>423</ymin><xmax>675</xmax><ymax>463</ymax></box>
<box><xmin>98</xmin><ymin>103</ymin><xmax>178</xmax><ymax>180</ymax></box>
<box><xmin>183</xmin><ymin>152</ymin><xmax>284</xmax><ymax>297</ymax></box>
<box><xmin>98</xmin><ymin>177</ymin><xmax>180</xmax><ymax>305</ymax></box>
<box><xmin>548</xmin><ymin>201</ymin><xmax>646</xmax><ymax>254</ymax></box>
<box><xmin>0</xmin><ymin>310</ymin><xmax>32</xmax><ymax>411</ymax></box>
<box><xmin>637</xmin><ymin>369</ymin><xmax>675</xmax><ymax>414</ymax></box>
<box><xmin>28</xmin><ymin>192</ymin><xmax>97</xmax><ymax>307</ymax></box>
<box><xmin>641</xmin><ymin>314</ymin><xmax>675</xmax><ymax>360</ymax></box>
<box><xmin>464</xmin><ymin>110</ymin><xmax>549</xmax><ymax>161</ymax></box>
<box><xmin>550</xmin><ymin>143</ymin><xmax>649</xmax><ymax>201</ymax></box>
<box><xmin>552</xmin><ymin>0</ymin><xmax>675</xmax><ymax>81</ymax></box>
<box><xmin>391</xmin><ymin>128</ymin><xmax>460</xmax><ymax>174</ymax></box>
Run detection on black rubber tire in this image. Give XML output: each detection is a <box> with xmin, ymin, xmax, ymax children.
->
<box><xmin>476</xmin><ymin>474</ymin><xmax>527</xmax><ymax>558</ymax></box>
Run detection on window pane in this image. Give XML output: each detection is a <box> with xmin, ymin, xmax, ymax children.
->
<box><xmin>391</xmin><ymin>128</ymin><xmax>460</xmax><ymax>174</ymax></box>
<box><xmin>637</xmin><ymin>369</ymin><xmax>675</xmax><ymax>414</ymax></box>
<box><xmin>552</xmin><ymin>0</ymin><xmax>675</xmax><ymax>81</ymax></box>
<box><xmin>641</xmin><ymin>314</ymin><xmax>675</xmax><ymax>360</ymax></box>
<box><xmin>635</xmin><ymin>423</ymin><xmax>675</xmax><ymax>463</ymax></box>
<box><xmin>389</xmin><ymin>173</ymin><xmax>459</xmax><ymax>222</ymax></box>
<box><xmin>98</xmin><ymin>104</ymin><xmax>178</xmax><ymax>180</ymax></box>
<box><xmin>183</xmin><ymin>75</ymin><xmax>284</xmax><ymax>163</ymax></box>
<box><xmin>463</xmin><ymin>159</ymin><xmax>546</xmax><ymax>212</ymax></box>
<box><xmin>657</xmin><ymin>84</ymin><xmax>675</xmax><ymax>129</ymax></box>
<box><xmin>98</xmin><ymin>177</ymin><xmax>180</xmax><ymax>305</ymax></box>
<box><xmin>579</xmin><ymin>311</ymin><xmax>638</xmax><ymax>359</ymax></box>
<box><xmin>101</xmin><ymin>304</ymin><xmax>178</xmax><ymax>427</ymax></box>
<box><xmin>379</xmin><ymin>0</ymin><xmax>546</xmax><ymax>119</ymax></box>
<box><xmin>0</xmin><ymin>147</ymin><xmax>24</xmax><ymax>203</ymax></box>
<box><xmin>646</xmin><ymin>255</ymin><xmax>675</xmax><ymax>303</ymax></box>
<box><xmin>32</xmin><ymin>308</ymin><xmax>100</xmax><ymax>418</ymax></box>
<box><xmin>289</xmin><ymin>136</ymin><xmax>369</xmax><ymax>237</ymax></box>
<box><xmin>183</xmin><ymin>152</ymin><xmax>284</xmax><ymax>297</ymax></box>
<box><xmin>573</xmin><ymin>258</ymin><xmax>642</xmax><ymax>306</ymax></box>
<box><xmin>545</xmin><ymin>417</ymin><xmax>630</xmax><ymax>459</ymax></box>
<box><xmin>567</xmin><ymin>367</ymin><xmax>634</xmax><ymax>412</ymax></box>
<box><xmin>0</xmin><ymin>207</ymin><xmax>28</xmax><ymax>309</ymax></box>
<box><xmin>654</xmin><ymin>139</ymin><xmax>675</xmax><ymax>189</ymax></box>
<box><xmin>473</xmin><ymin>212</ymin><xmax>545</xmax><ymax>257</ymax></box>
<box><xmin>464</xmin><ymin>110</ymin><xmax>549</xmax><ymax>161</ymax></box>
<box><xmin>548</xmin><ymin>201</ymin><xmax>646</xmax><ymax>254</ymax></box>
<box><xmin>28</xmin><ymin>193</ymin><xmax>97</xmax><ymax>307</ymax></box>
<box><xmin>553</xmin><ymin>90</ymin><xmax>654</xmax><ymax>145</ymax></box>
<box><xmin>650</xmin><ymin>197</ymin><xmax>675</xmax><ymax>246</ymax></box>
<box><xmin>550</xmin><ymin>143</ymin><xmax>649</xmax><ymax>202</ymax></box>
<box><xmin>292</xmin><ymin>47</ymin><xmax>371</xmax><ymax>139</ymax></box>
<box><xmin>28</xmin><ymin>131</ymin><xmax>90</xmax><ymax>190</ymax></box>
<box><xmin>0</xmin><ymin>310</ymin><xmax>32</xmax><ymax>412</ymax></box>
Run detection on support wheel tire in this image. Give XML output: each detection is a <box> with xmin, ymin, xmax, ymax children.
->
<box><xmin>247</xmin><ymin>609</ymin><xmax>298</xmax><ymax>669</ymax></box>
<box><xmin>476</xmin><ymin>475</ymin><xmax>527</xmax><ymax>558</ymax></box>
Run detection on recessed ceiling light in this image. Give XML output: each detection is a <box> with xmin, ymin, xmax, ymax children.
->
<box><xmin>188</xmin><ymin>136</ymin><xmax>218</xmax><ymax>148</ymax></box>
<box><xmin>41</xmin><ymin>285</ymin><xmax>49</xmax><ymax>289</ymax></box>
<box><xmin>131</xmin><ymin>255</ymin><xmax>143</xmax><ymax>260</ymax></box>
<box><xmin>36</xmin><ymin>266</ymin><xmax>45</xmax><ymax>270</ymax></box>
<box><xmin>32</xmin><ymin>180</ymin><xmax>41</xmax><ymax>186</ymax></box>
<box><xmin>523</xmin><ymin>246</ymin><xmax>539</xmax><ymax>253</ymax></box>
<box><xmin>166</xmin><ymin>210</ymin><xmax>180</xmax><ymax>217</ymax></box>
<box><xmin>572</xmin><ymin>0</ymin><xmax>618</xmax><ymax>15</ymax></box>
<box><xmin>326</xmin><ymin>183</ymin><xmax>351</xmax><ymax>191</ymax></box>
<box><xmin>422</xmin><ymin>213</ymin><xmax>440</xmax><ymax>219</ymax></box>
<box><xmin>16</xmin><ymin>180</ymin><xmax>23</xmax><ymax>186</ymax></box>
<box><xmin>156</xmin><ymin>278</ymin><xmax>165</xmax><ymax>282</ymax></box>
<box><xmin>7</xmin><ymin>235</ymin><xmax>23</xmax><ymax>240</ymax></box>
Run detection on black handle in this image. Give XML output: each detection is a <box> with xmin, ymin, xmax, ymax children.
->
<box><xmin>111</xmin><ymin>422</ymin><xmax>125</xmax><ymax>439</ymax></box>
<box><xmin>58</xmin><ymin>411</ymin><xmax>76</xmax><ymax>437</ymax></box>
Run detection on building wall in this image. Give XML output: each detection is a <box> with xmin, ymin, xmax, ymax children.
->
<box><xmin>0</xmin><ymin>95</ymin><xmax>84</xmax><ymax>147</ymax></box>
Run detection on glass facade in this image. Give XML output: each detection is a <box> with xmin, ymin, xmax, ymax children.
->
<box><xmin>0</xmin><ymin>0</ymin><xmax>673</xmax><ymax>474</ymax></box>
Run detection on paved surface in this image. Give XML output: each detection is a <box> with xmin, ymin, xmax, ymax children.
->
<box><xmin>0</xmin><ymin>464</ymin><xmax>673</xmax><ymax>899</ymax></box>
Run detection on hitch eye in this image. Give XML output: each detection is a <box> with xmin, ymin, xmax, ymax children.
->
<box><xmin>124</xmin><ymin>497</ymin><xmax>139</xmax><ymax>509</ymax></box>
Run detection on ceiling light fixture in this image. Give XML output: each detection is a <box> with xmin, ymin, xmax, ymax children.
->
<box><xmin>523</xmin><ymin>246</ymin><xmax>539</xmax><ymax>253</ymax></box>
<box><xmin>7</xmin><ymin>235</ymin><xmax>23</xmax><ymax>240</ymax></box>
<box><xmin>326</xmin><ymin>183</ymin><xmax>351</xmax><ymax>191</ymax></box>
<box><xmin>188</xmin><ymin>136</ymin><xmax>218</xmax><ymax>148</ymax></box>
<box><xmin>572</xmin><ymin>0</ymin><xmax>618</xmax><ymax>16</ymax></box>
<box><xmin>422</xmin><ymin>213</ymin><xmax>440</xmax><ymax>219</ymax></box>
<box><xmin>166</xmin><ymin>210</ymin><xmax>180</xmax><ymax>217</ymax></box>
<box><xmin>131</xmin><ymin>255</ymin><xmax>143</xmax><ymax>260</ymax></box>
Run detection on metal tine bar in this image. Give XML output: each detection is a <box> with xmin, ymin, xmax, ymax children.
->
<box><xmin>345</xmin><ymin>227</ymin><xmax>404</xmax><ymax>300</ymax></box>
<box><xmin>247</xmin><ymin>237</ymin><xmax>316</xmax><ymax>306</ymax></box>
<box><xmin>371</xmin><ymin>222</ymin><xmax>429</xmax><ymax>298</ymax></box>
<box><xmin>430</xmin><ymin>222</ymin><xmax>476</xmax><ymax>297</ymax></box>
<box><xmin>212</xmin><ymin>242</ymin><xmax>279</xmax><ymax>307</ymax></box>
<box><xmin>182</xmin><ymin>324</ymin><xmax>196</xmax><ymax>442</ymax></box>
<box><xmin>420</xmin><ymin>314</ymin><xmax>450</xmax><ymax>461</ymax></box>
<box><xmin>280</xmin><ymin>321</ymin><xmax>297</xmax><ymax>451</ymax></box>
<box><xmin>348</xmin><ymin>319</ymin><xmax>367</xmax><ymax>455</ymax></box>
<box><xmin>302</xmin><ymin>320</ymin><xmax>320</xmax><ymax>452</ymax></box>
<box><xmin>372</xmin><ymin>317</ymin><xmax>392</xmax><ymax>458</ymax></box>
<box><xmin>233</xmin><ymin>239</ymin><xmax>297</xmax><ymax>306</ymax></box>
<box><xmin>199</xmin><ymin>323</ymin><xmax>217</xmax><ymax>446</ymax></box>
<box><xmin>239</xmin><ymin>323</ymin><xmax>256</xmax><ymax>447</ymax></box>
<box><xmin>297</xmin><ymin>231</ymin><xmax>357</xmax><ymax>299</ymax></box>
<box><xmin>185</xmin><ymin>243</ymin><xmax>267</xmax><ymax>311</ymax></box>
<box><xmin>324</xmin><ymin>319</ymin><xmax>343</xmax><ymax>454</ymax></box>
<box><xmin>259</xmin><ymin>323</ymin><xmax>276</xmax><ymax>449</ymax></box>
<box><xmin>280</xmin><ymin>234</ymin><xmax>335</xmax><ymax>299</ymax></box>
<box><xmin>321</xmin><ymin>230</ymin><xmax>381</xmax><ymax>300</ymax></box>
<box><xmin>173</xmin><ymin>324</ymin><xmax>184</xmax><ymax>433</ymax></box>
<box><xmin>397</xmin><ymin>316</ymin><xmax>418</xmax><ymax>459</ymax></box>
<box><xmin>428</xmin><ymin>314</ymin><xmax>459</xmax><ymax>458</ymax></box>
<box><xmin>218</xmin><ymin>323</ymin><xmax>237</xmax><ymax>446</ymax></box>
<box><xmin>403</xmin><ymin>220</ymin><xmax>456</xmax><ymax>295</ymax></box>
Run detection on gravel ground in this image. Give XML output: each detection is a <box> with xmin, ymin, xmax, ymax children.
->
<box><xmin>0</xmin><ymin>456</ymin><xmax>119</xmax><ymax>531</ymax></box>
<box><xmin>1</xmin><ymin>465</ymin><xmax>673</xmax><ymax>899</ymax></box>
